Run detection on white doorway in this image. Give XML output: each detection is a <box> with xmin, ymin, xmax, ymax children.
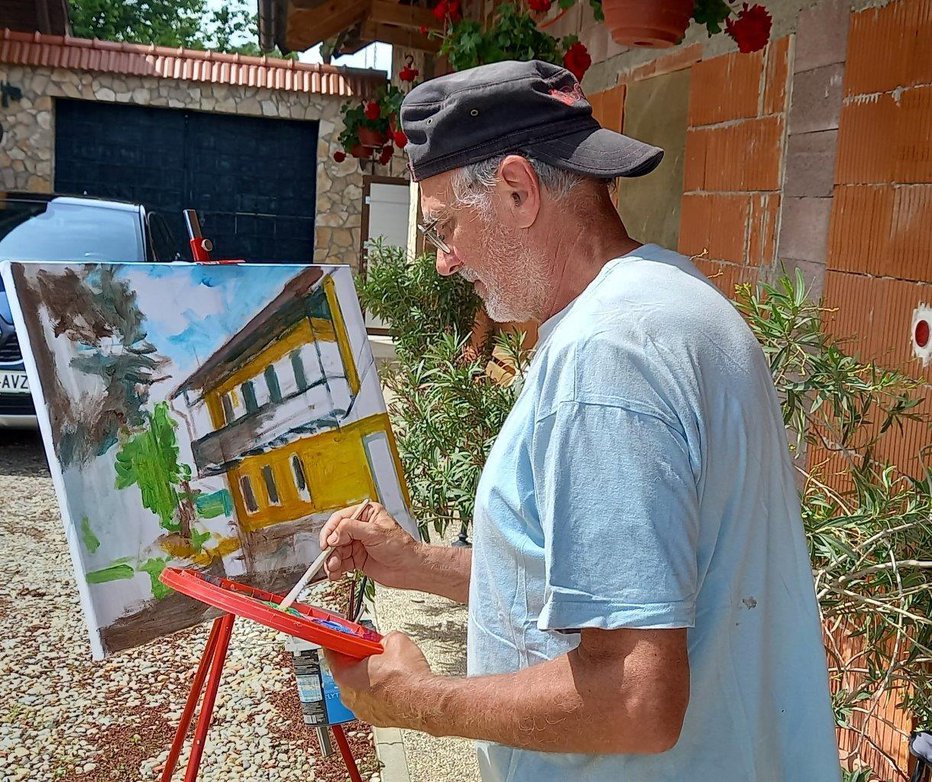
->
<box><xmin>360</xmin><ymin>176</ymin><xmax>410</xmax><ymax>335</ymax></box>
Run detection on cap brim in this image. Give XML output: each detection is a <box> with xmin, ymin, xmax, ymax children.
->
<box><xmin>528</xmin><ymin>127</ymin><xmax>663</xmax><ymax>178</ymax></box>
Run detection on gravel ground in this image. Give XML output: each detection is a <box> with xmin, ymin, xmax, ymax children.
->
<box><xmin>373</xmin><ymin>542</ymin><xmax>481</xmax><ymax>782</ymax></box>
<box><xmin>0</xmin><ymin>430</ymin><xmax>380</xmax><ymax>782</ymax></box>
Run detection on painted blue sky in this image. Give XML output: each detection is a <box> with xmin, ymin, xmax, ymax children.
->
<box><xmin>120</xmin><ymin>264</ymin><xmax>309</xmax><ymax>390</ymax></box>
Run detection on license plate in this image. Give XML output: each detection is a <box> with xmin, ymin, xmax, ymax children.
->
<box><xmin>0</xmin><ymin>371</ymin><xmax>29</xmax><ymax>394</ymax></box>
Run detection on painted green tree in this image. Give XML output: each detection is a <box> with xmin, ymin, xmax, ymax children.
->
<box><xmin>36</xmin><ymin>266</ymin><xmax>167</xmax><ymax>467</ymax></box>
<box><xmin>114</xmin><ymin>402</ymin><xmax>198</xmax><ymax>543</ymax></box>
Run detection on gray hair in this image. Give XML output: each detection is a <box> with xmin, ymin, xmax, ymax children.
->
<box><xmin>451</xmin><ymin>154</ymin><xmax>607</xmax><ymax>217</ymax></box>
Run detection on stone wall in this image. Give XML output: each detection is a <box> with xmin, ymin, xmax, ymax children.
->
<box><xmin>0</xmin><ymin>63</ymin><xmax>365</xmax><ymax>268</ymax></box>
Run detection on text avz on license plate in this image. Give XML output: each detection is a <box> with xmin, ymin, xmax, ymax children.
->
<box><xmin>0</xmin><ymin>372</ymin><xmax>30</xmax><ymax>393</ymax></box>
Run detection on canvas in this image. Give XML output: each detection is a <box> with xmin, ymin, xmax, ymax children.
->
<box><xmin>0</xmin><ymin>262</ymin><xmax>415</xmax><ymax>659</ymax></box>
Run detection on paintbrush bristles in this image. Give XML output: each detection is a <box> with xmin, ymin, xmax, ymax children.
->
<box><xmin>277</xmin><ymin>499</ymin><xmax>370</xmax><ymax>612</ymax></box>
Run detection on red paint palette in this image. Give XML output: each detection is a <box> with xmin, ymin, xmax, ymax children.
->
<box><xmin>160</xmin><ymin>567</ymin><xmax>383</xmax><ymax>659</ymax></box>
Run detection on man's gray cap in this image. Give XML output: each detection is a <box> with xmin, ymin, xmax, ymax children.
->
<box><xmin>400</xmin><ymin>59</ymin><xmax>664</xmax><ymax>182</ymax></box>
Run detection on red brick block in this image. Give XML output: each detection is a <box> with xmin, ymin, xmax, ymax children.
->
<box><xmin>701</xmin><ymin>116</ymin><xmax>784</xmax><ymax>191</ymax></box>
<box><xmin>603</xmin><ymin>84</ymin><xmax>625</xmax><ymax>132</ymax></box>
<box><xmin>844</xmin><ymin>0</ymin><xmax>932</xmax><ymax>97</ymax></box>
<box><xmin>895</xmin><ymin>84</ymin><xmax>932</xmax><ymax>183</ymax></box>
<box><xmin>827</xmin><ymin>184</ymin><xmax>895</xmax><ymax>275</ymax></box>
<box><xmin>748</xmin><ymin>192</ymin><xmax>780</xmax><ymax>265</ymax></box>
<box><xmin>683</xmin><ymin>128</ymin><xmax>708</xmax><ymax>192</ymax></box>
<box><xmin>589</xmin><ymin>90</ymin><xmax>605</xmax><ymax>128</ymax></box>
<box><xmin>829</xmin><ymin>184</ymin><xmax>932</xmax><ymax>284</ymax></box>
<box><xmin>890</xmin><ymin>184</ymin><xmax>932</xmax><ymax>283</ymax></box>
<box><xmin>589</xmin><ymin>84</ymin><xmax>625</xmax><ymax>132</ymax></box>
<box><xmin>823</xmin><ymin>271</ymin><xmax>932</xmax><ymax>383</ymax></box>
<box><xmin>687</xmin><ymin>49</ymin><xmax>763</xmax><ymax>127</ymax></box>
<box><xmin>835</xmin><ymin>94</ymin><xmax>898</xmax><ymax>183</ymax></box>
<box><xmin>679</xmin><ymin>193</ymin><xmax>750</xmax><ymax>264</ymax></box>
<box><xmin>763</xmin><ymin>36</ymin><xmax>791</xmax><ymax>116</ymax></box>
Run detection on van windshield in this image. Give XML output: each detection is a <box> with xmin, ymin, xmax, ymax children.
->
<box><xmin>0</xmin><ymin>199</ymin><xmax>145</xmax><ymax>267</ymax></box>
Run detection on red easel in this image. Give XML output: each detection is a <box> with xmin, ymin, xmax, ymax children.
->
<box><xmin>157</xmin><ymin>568</ymin><xmax>382</xmax><ymax>782</ymax></box>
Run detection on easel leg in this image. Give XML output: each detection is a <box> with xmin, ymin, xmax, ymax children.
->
<box><xmin>159</xmin><ymin>614</ymin><xmax>234</xmax><ymax>782</ymax></box>
<box><xmin>184</xmin><ymin>612</ymin><xmax>234</xmax><ymax>782</ymax></box>
<box><xmin>332</xmin><ymin>724</ymin><xmax>364</xmax><ymax>782</ymax></box>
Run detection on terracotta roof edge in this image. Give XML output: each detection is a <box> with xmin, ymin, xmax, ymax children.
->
<box><xmin>0</xmin><ymin>28</ymin><xmax>387</xmax><ymax>84</ymax></box>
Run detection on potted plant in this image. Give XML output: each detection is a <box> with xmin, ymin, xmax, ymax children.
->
<box><xmin>438</xmin><ymin>2</ymin><xmax>593</xmax><ymax>80</ymax></box>
<box><xmin>601</xmin><ymin>0</ymin><xmax>772</xmax><ymax>52</ymax></box>
<box><xmin>335</xmin><ymin>81</ymin><xmax>412</xmax><ymax>165</ymax></box>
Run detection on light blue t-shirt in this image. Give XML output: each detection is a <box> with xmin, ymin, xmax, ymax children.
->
<box><xmin>468</xmin><ymin>244</ymin><xmax>839</xmax><ymax>781</ymax></box>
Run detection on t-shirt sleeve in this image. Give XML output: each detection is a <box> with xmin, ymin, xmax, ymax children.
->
<box><xmin>533</xmin><ymin>399</ymin><xmax>700</xmax><ymax>632</ymax></box>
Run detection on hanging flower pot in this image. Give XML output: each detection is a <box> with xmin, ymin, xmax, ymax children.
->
<box><xmin>349</xmin><ymin>144</ymin><xmax>373</xmax><ymax>159</ymax></box>
<box><xmin>602</xmin><ymin>0</ymin><xmax>694</xmax><ymax>48</ymax></box>
<box><xmin>358</xmin><ymin>127</ymin><xmax>387</xmax><ymax>148</ymax></box>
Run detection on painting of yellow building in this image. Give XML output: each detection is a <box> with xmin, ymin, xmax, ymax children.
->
<box><xmin>170</xmin><ymin>266</ymin><xmax>415</xmax><ymax>586</ymax></box>
<box><xmin>3</xmin><ymin>260</ymin><xmax>414</xmax><ymax>658</ymax></box>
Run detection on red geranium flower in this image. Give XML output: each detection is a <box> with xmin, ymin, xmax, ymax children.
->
<box><xmin>433</xmin><ymin>0</ymin><xmax>461</xmax><ymax>23</ymax></box>
<box><xmin>393</xmin><ymin>130</ymin><xmax>408</xmax><ymax>148</ymax></box>
<box><xmin>419</xmin><ymin>24</ymin><xmax>429</xmax><ymax>35</ymax></box>
<box><xmin>529</xmin><ymin>0</ymin><xmax>552</xmax><ymax>11</ymax></box>
<box><xmin>379</xmin><ymin>145</ymin><xmax>394</xmax><ymax>165</ymax></box>
<box><xmin>725</xmin><ymin>3</ymin><xmax>772</xmax><ymax>53</ymax></box>
<box><xmin>364</xmin><ymin>101</ymin><xmax>381</xmax><ymax>121</ymax></box>
<box><xmin>333</xmin><ymin>150</ymin><xmax>346</xmax><ymax>163</ymax></box>
<box><xmin>562</xmin><ymin>42</ymin><xmax>592</xmax><ymax>81</ymax></box>
<box><xmin>399</xmin><ymin>65</ymin><xmax>419</xmax><ymax>82</ymax></box>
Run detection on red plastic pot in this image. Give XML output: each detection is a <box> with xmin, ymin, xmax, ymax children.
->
<box><xmin>602</xmin><ymin>0</ymin><xmax>694</xmax><ymax>48</ymax></box>
<box><xmin>358</xmin><ymin>127</ymin><xmax>387</xmax><ymax>148</ymax></box>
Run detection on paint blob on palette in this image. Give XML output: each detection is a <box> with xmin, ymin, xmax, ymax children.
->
<box><xmin>0</xmin><ymin>262</ymin><xmax>416</xmax><ymax>660</ymax></box>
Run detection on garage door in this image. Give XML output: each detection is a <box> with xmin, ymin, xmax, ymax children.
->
<box><xmin>54</xmin><ymin>99</ymin><xmax>318</xmax><ymax>263</ymax></box>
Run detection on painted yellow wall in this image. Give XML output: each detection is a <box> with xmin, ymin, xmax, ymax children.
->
<box><xmin>204</xmin><ymin>318</ymin><xmax>339</xmax><ymax>428</ymax></box>
<box><xmin>322</xmin><ymin>275</ymin><xmax>360</xmax><ymax>396</ymax></box>
<box><xmin>200</xmin><ymin>276</ymin><xmax>361</xmax><ymax>429</ymax></box>
<box><xmin>227</xmin><ymin>412</ymin><xmax>406</xmax><ymax>531</ymax></box>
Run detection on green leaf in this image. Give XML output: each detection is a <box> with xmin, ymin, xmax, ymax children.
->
<box><xmin>138</xmin><ymin>558</ymin><xmax>172</xmax><ymax>600</ymax></box>
<box><xmin>86</xmin><ymin>563</ymin><xmax>135</xmax><ymax>584</ymax></box>
<box><xmin>191</xmin><ymin>528</ymin><xmax>212</xmax><ymax>552</ymax></box>
<box><xmin>80</xmin><ymin>515</ymin><xmax>101</xmax><ymax>554</ymax></box>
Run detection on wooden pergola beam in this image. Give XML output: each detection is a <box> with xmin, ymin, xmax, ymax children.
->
<box><xmin>285</xmin><ymin>0</ymin><xmax>369</xmax><ymax>51</ymax></box>
<box><xmin>281</xmin><ymin>0</ymin><xmax>444</xmax><ymax>54</ymax></box>
<box><xmin>369</xmin><ymin>0</ymin><xmax>442</xmax><ymax>32</ymax></box>
<box><xmin>361</xmin><ymin>20</ymin><xmax>442</xmax><ymax>53</ymax></box>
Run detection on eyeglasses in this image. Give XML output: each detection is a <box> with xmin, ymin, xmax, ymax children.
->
<box><xmin>417</xmin><ymin>218</ymin><xmax>451</xmax><ymax>255</ymax></box>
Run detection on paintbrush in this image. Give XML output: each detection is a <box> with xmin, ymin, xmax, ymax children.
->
<box><xmin>277</xmin><ymin>498</ymin><xmax>371</xmax><ymax>612</ymax></box>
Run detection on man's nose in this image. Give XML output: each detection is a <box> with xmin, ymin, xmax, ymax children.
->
<box><xmin>435</xmin><ymin>250</ymin><xmax>462</xmax><ymax>277</ymax></box>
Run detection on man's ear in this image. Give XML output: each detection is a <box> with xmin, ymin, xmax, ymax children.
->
<box><xmin>498</xmin><ymin>155</ymin><xmax>541</xmax><ymax>229</ymax></box>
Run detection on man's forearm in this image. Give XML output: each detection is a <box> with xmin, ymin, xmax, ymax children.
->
<box><xmin>387</xmin><ymin>638</ymin><xmax>687</xmax><ymax>754</ymax></box>
<box><xmin>398</xmin><ymin>543</ymin><xmax>471</xmax><ymax>603</ymax></box>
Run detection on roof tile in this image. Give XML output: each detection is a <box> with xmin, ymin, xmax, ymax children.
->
<box><xmin>0</xmin><ymin>28</ymin><xmax>383</xmax><ymax>99</ymax></box>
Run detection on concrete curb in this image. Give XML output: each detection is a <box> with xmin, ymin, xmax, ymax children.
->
<box><xmin>363</xmin><ymin>597</ymin><xmax>412</xmax><ymax>782</ymax></box>
<box><xmin>373</xmin><ymin>726</ymin><xmax>411</xmax><ymax>782</ymax></box>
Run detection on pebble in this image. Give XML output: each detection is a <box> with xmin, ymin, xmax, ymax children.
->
<box><xmin>0</xmin><ymin>435</ymin><xmax>379</xmax><ymax>782</ymax></box>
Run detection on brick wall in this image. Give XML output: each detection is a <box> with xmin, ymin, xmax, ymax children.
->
<box><xmin>824</xmin><ymin>0</ymin><xmax>932</xmax><ymax>485</ymax></box>
<box><xmin>678</xmin><ymin>39</ymin><xmax>790</xmax><ymax>291</ymax></box>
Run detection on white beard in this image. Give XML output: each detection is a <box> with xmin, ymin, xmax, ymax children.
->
<box><xmin>460</xmin><ymin>223</ymin><xmax>548</xmax><ymax>323</ymax></box>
